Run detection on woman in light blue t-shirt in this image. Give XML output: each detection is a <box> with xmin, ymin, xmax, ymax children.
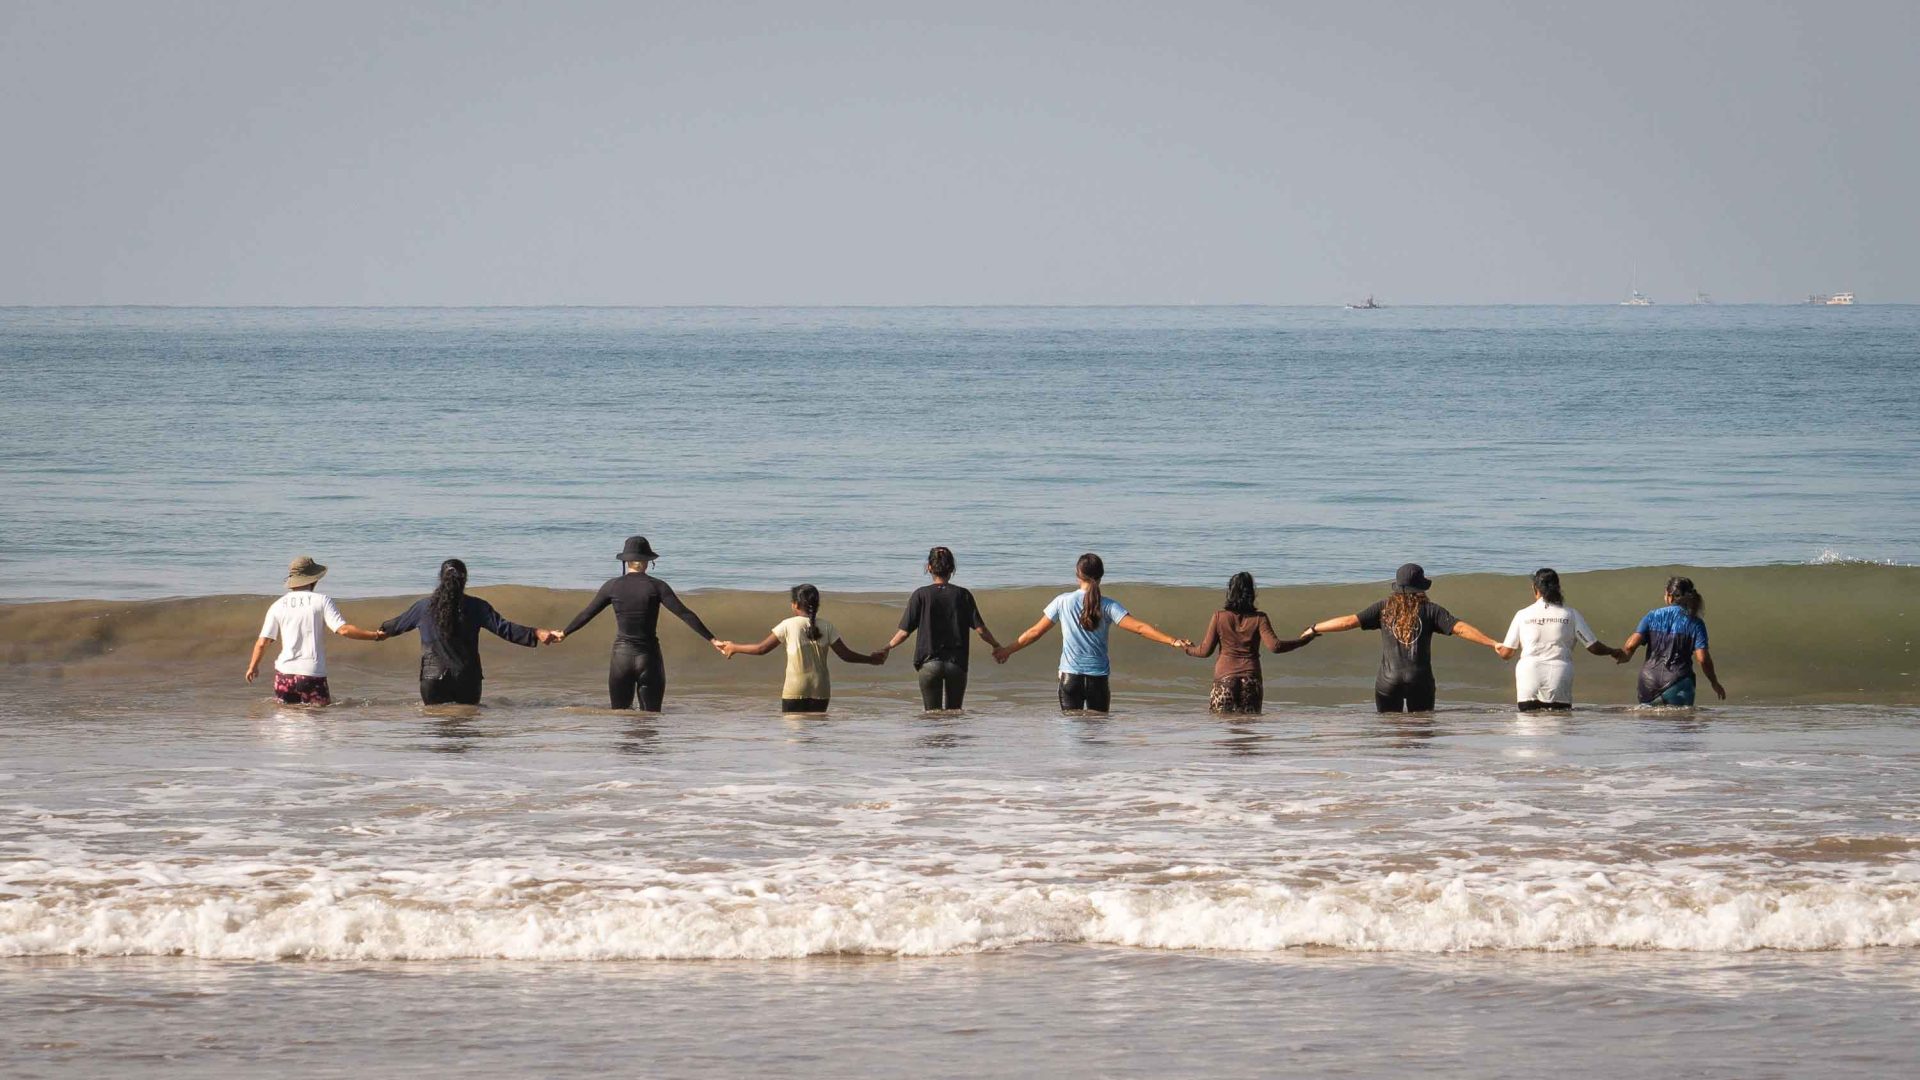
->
<box><xmin>993</xmin><ymin>553</ymin><xmax>1190</xmax><ymax>712</ymax></box>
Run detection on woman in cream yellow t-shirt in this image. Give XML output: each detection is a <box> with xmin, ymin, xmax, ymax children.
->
<box><xmin>719</xmin><ymin>584</ymin><xmax>885</xmax><ymax>713</ymax></box>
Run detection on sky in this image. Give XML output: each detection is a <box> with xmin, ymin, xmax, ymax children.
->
<box><xmin>1</xmin><ymin>0</ymin><xmax>1914</xmax><ymax>305</ymax></box>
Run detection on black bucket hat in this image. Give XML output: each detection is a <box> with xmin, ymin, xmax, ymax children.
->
<box><xmin>618</xmin><ymin>536</ymin><xmax>660</xmax><ymax>562</ymax></box>
<box><xmin>1394</xmin><ymin>562</ymin><xmax>1433</xmax><ymax>592</ymax></box>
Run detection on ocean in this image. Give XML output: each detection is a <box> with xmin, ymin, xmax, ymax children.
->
<box><xmin>2</xmin><ymin>306</ymin><xmax>1918</xmax><ymax>1078</ymax></box>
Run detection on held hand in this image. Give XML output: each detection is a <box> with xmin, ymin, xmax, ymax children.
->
<box><xmin>719</xmin><ymin>641</ymin><xmax>738</xmax><ymax>658</ymax></box>
<box><xmin>992</xmin><ymin>646</ymin><xmax>1012</xmax><ymax>664</ymax></box>
<box><xmin>534</xmin><ymin>628</ymin><xmax>557</xmax><ymax>645</ymax></box>
<box><xmin>1613</xmin><ymin>649</ymin><xmax>1632</xmax><ymax>664</ymax></box>
<box><xmin>1171</xmin><ymin>638</ymin><xmax>1192</xmax><ymax>649</ymax></box>
<box><xmin>374</xmin><ymin>629</ymin><xmax>389</xmax><ymax>642</ymax></box>
<box><xmin>244</xmin><ymin>664</ymin><xmax>257</xmax><ymax>684</ymax></box>
<box><xmin>870</xmin><ymin>650</ymin><xmax>888</xmax><ymax>664</ymax></box>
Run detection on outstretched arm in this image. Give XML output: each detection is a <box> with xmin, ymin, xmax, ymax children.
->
<box><xmin>1184</xmin><ymin>617</ymin><xmax>1220</xmax><ymax>659</ymax></box>
<box><xmin>1264</xmin><ymin>615</ymin><xmax>1314</xmax><ymax>655</ymax></box>
<box><xmin>720</xmin><ymin>633</ymin><xmax>780</xmax><ymax>658</ymax></box>
<box><xmin>974</xmin><ymin>620</ymin><xmax>1003</xmax><ymax>651</ymax></box>
<box><xmin>1117</xmin><ymin>614</ymin><xmax>1190</xmax><ymax>649</ymax></box>
<box><xmin>659</xmin><ymin>582</ymin><xmax>721</xmax><ymax>646</ymax></box>
<box><xmin>335</xmin><ymin>623</ymin><xmax>386</xmax><ymax>641</ymax></box>
<box><xmin>1586</xmin><ymin>640</ymin><xmax>1626</xmax><ymax>660</ymax></box>
<box><xmin>477</xmin><ymin>601</ymin><xmax>544</xmax><ymax>648</ymax></box>
<box><xmin>1451</xmin><ymin>621</ymin><xmax>1501</xmax><ymax>649</ymax></box>
<box><xmin>560</xmin><ymin>586</ymin><xmax>613</xmax><ymax>637</ymax></box>
<box><xmin>1696</xmin><ymin>647</ymin><xmax>1726</xmax><ymax>699</ymax></box>
<box><xmin>1310</xmin><ymin>614</ymin><xmax>1362</xmax><ymax>634</ymax></box>
<box><xmin>1616</xmin><ymin>632</ymin><xmax>1644</xmax><ymax>664</ymax></box>
<box><xmin>993</xmin><ymin>616</ymin><xmax>1055</xmax><ymax>663</ymax></box>
<box><xmin>831</xmin><ymin>638</ymin><xmax>885</xmax><ymax>665</ymax></box>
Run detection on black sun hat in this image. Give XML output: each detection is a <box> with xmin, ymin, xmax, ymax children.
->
<box><xmin>1394</xmin><ymin>562</ymin><xmax>1433</xmax><ymax>592</ymax></box>
<box><xmin>618</xmin><ymin>536</ymin><xmax>660</xmax><ymax>562</ymax></box>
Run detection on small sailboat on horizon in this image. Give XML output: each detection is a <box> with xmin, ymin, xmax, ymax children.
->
<box><xmin>1345</xmin><ymin>294</ymin><xmax>1382</xmax><ymax>310</ymax></box>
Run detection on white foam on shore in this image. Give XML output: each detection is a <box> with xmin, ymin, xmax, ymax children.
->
<box><xmin>6</xmin><ymin>860</ymin><xmax>1918</xmax><ymax>961</ymax></box>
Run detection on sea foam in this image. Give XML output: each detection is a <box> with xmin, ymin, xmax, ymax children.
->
<box><xmin>6</xmin><ymin>861</ymin><xmax>1917</xmax><ymax>961</ymax></box>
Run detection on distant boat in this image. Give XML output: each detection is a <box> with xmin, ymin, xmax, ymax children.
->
<box><xmin>1693</xmin><ymin>291</ymin><xmax>1712</xmax><ymax>305</ymax></box>
<box><xmin>1621</xmin><ymin>289</ymin><xmax>1654</xmax><ymax>306</ymax></box>
<box><xmin>1807</xmin><ymin>292</ymin><xmax>1856</xmax><ymax>305</ymax></box>
<box><xmin>1345</xmin><ymin>294</ymin><xmax>1382</xmax><ymax>310</ymax></box>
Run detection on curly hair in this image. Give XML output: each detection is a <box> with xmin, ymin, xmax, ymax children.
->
<box><xmin>1381</xmin><ymin>590</ymin><xmax>1426</xmax><ymax>647</ymax></box>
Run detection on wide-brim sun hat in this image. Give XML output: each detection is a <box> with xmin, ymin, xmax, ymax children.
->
<box><xmin>286</xmin><ymin>555</ymin><xmax>328</xmax><ymax>588</ymax></box>
<box><xmin>618</xmin><ymin>536</ymin><xmax>660</xmax><ymax>562</ymax></box>
<box><xmin>1394</xmin><ymin>562</ymin><xmax>1433</xmax><ymax>592</ymax></box>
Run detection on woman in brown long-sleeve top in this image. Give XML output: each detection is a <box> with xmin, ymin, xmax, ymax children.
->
<box><xmin>1185</xmin><ymin>572</ymin><xmax>1316</xmax><ymax>714</ymax></box>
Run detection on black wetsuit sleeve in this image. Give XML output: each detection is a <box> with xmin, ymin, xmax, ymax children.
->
<box><xmin>658</xmin><ymin>581</ymin><xmax>717</xmax><ymax>642</ymax></box>
<box><xmin>380</xmin><ymin>600</ymin><xmax>424</xmax><ymax>637</ymax></box>
<box><xmin>562</xmin><ymin>582</ymin><xmax>614</xmax><ymax>637</ymax></box>
<box><xmin>1356</xmin><ymin>601</ymin><xmax>1385</xmax><ymax>631</ymax></box>
<box><xmin>1426</xmin><ymin>603</ymin><xmax>1459</xmax><ymax>635</ymax></box>
<box><xmin>477</xmin><ymin>599</ymin><xmax>540</xmax><ymax>648</ymax></box>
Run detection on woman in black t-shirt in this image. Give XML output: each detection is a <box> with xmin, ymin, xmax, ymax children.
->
<box><xmin>880</xmin><ymin>546</ymin><xmax>1004</xmax><ymax>710</ymax></box>
<box><xmin>1308</xmin><ymin>562</ymin><xmax>1502</xmax><ymax>712</ymax></box>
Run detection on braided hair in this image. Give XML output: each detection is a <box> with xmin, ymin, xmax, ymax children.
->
<box><xmin>1075</xmin><ymin>553</ymin><xmax>1106</xmax><ymax>631</ymax></box>
<box><xmin>792</xmin><ymin>583</ymin><xmax>822</xmax><ymax>640</ymax></box>
<box><xmin>428</xmin><ymin>558</ymin><xmax>468</xmax><ymax>644</ymax></box>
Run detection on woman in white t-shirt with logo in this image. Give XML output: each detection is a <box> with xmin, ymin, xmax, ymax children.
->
<box><xmin>718</xmin><ymin>584</ymin><xmax>886</xmax><ymax>713</ymax></box>
<box><xmin>1493</xmin><ymin>568</ymin><xmax>1626</xmax><ymax>711</ymax></box>
<box><xmin>244</xmin><ymin>555</ymin><xmax>387</xmax><ymax>706</ymax></box>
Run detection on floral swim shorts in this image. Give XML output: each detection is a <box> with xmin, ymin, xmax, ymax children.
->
<box><xmin>272</xmin><ymin>672</ymin><xmax>332</xmax><ymax>706</ymax></box>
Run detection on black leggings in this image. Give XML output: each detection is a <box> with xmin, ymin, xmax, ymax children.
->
<box><xmin>1516</xmin><ymin>699</ymin><xmax>1572</xmax><ymax>713</ymax></box>
<box><xmin>917</xmin><ymin>660</ymin><xmax>969</xmax><ymax>710</ymax></box>
<box><xmin>1058</xmin><ymin>672</ymin><xmax>1111</xmax><ymax>713</ymax></box>
<box><xmin>781</xmin><ymin>698</ymin><xmax>830</xmax><ymax>714</ymax></box>
<box><xmin>610</xmin><ymin>641</ymin><xmax>665</xmax><ymax>711</ymax></box>
<box><xmin>420</xmin><ymin>670</ymin><xmax>482</xmax><ymax>705</ymax></box>
<box><xmin>1375</xmin><ymin>681</ymin><xmax>1436</xmax><ymax>713</ymax></box>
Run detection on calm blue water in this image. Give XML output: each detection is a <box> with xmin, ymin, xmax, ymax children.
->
<box><xmin>2</xmin><ymin>305</ymin><xmax>1914</xmax><ymax>599</ymax></box>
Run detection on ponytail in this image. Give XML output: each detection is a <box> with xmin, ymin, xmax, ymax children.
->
<box><xmin>926</xmin><ymin>546</ymin><xmax>956</xmax><ymax>579</ymax></box>
<box><xmin>792</xmin><ymin>583</ymin><xmax>822</xmax><ymax>640</ymax></box>
<box><xmin>1665</xmin><ymin>575</ymin><xmax>1703</xmax><ymax>617</ymax></box>
<box><xmin>1075</xmin><ymin>553</ymin><xmax>1106</xmax><ymax>632</ymax></box>
<box><xmin>1532</xmin><ymin>567</ymin><xmax>1564</xmax><ymax>606</ymax></box>
<box><xmin>428</xmin><ymin>558</ymin><xmax>468</xmax><ymax>643</ymax></box>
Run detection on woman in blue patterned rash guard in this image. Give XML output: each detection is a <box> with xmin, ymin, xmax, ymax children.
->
<box><xmin>1617</xmin><ymin>576</ymin><xmax>1726</xmax><ymax>706</ymax></box>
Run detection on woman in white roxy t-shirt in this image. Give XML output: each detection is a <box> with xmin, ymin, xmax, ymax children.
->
<box><xmin>244</xmin><ymin>555</ymin><xmax>387</xmax><ymax>707</ymax></box>
<box><xmin>716</xmin><ymin>584</ymin><xmax>885</xmax><ymax>714</ymax></box>
<box><xmin>1493</xmin><ymin>568</ymin><xmax>1627</xmax><ymax>711</ymax></box>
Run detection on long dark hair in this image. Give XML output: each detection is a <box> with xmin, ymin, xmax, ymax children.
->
<box><xmin>1382</xmin><ymin>590</ymin><xmax>1426</xmax><ymax>647</ymax></box>
<box><xmin>1665</xmin><ymin>575</ymin><xmax>1704</xmax><ymax>617</ymax></box>
<box><xmin>927</xmin><ymin>546</ymin><xmax>956</xmax><ymax>579</ymax></box>
<box><xmin>1224</xmin><ymin>571</ymin><xmax>1257</xmax><ymax>616</ymax></box>
<box><xmin>1532</xmin><ymin>568</ymin><xmax>1564</xmax><ymax>606</ymax></box>
<box><xmin>792</xmin><ymin>583</ymin><xmax>822</xmax><ymax>640</ymax></box>
<box><xmin>428</xmin><ymin>558</ymin><xmax>468</xmax><ymax>642</ymax></box>
<box><xmin>1075</xmin><ymin>553</ymin><xmax>1106</xmax><ymax>631</ymax></box>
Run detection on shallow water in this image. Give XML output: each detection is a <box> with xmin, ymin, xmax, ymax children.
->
<box><xmin>4</xmin><ymin>685</ymin><xmax>1919</xmax><ymax>1075</ymax></box>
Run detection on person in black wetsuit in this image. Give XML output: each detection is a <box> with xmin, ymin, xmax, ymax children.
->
<box><xmin>1307</xmin><ymin>562</ymin><xmax>1502</xmax><ymax>712</ymax></box>
<box><xmin>379</xmin><ymin>558</ymin><xmax>558</xmax><ymax>705</ymax></box>
<box><xmin>554</xmin><ymin>536</ymin><xmax>722</xmax><ymax>711</ymax></box>
<box><xmin>879</xmin><ymin>546</ymin><xmax>1004</xmax><ymax>710</ymax></box>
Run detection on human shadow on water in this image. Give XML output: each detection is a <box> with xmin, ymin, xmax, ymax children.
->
<box><xmin>910</xmin><ymin>713</ymin><xmax>975</xmax><ymax>752</ymax></box>
<box><xmin>420</xmin><ymin>708</ymin><xmax>484</xmax><ymax>754</ymax></box>
<box><xmin>615</xmin><ymin>719</ymin><xmax>660</xmax><ymax>757</ymax></box>
<box><xmin>1212</xmin><ymin>717</ymin><xmax>1275</xmax><ymax>758</ymax></box>
<box><xmin>1376</xmin><ymin>715</ymin><xmax>1441</xmax><ymax>749</ymax></box>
